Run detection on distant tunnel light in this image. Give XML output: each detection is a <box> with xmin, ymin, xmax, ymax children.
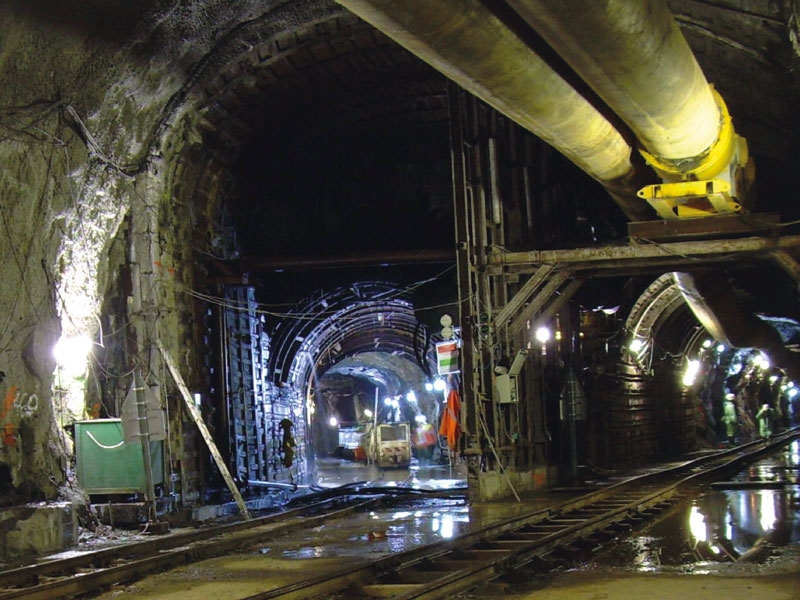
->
<box><xmin>682</xmin><ymin>359</ymin><xmax>701</xmax><ymax>387</ymax></box>
<box><xmin>752</xmin><ymin>352</ymin><xmax>770</xmax><ymax>370</ymax></box>
<box><xmin>406</xmin><ymin>391</ymin><xmax>417</xmax><ymax>403</ymax></box>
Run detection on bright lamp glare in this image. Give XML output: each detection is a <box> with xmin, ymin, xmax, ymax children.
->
<box><xmin>433</xmin><ymin>379</ymin><xmax>446</xmax><ymax>392</ymax></box>
<box><xmin>53</xmin><ymin>335</ymin><xmax>92</xmax><ymax>376</ymax></box>
<box><xmin>689</xmin><ymin>505</ymin><xmax>707</xmax><ymax>543</ymax></box>
<box><xmin>406</xmin><ymin>391</ymin><xmax>417</xmax><ymax>403</ymax></box>
<box><xmin>364</xmin><ymin>409</ymin><xmax>373</xmax><ymax>418</ymax></box>
<box><xmin>682</xmin><ymin>359</ymin><xmax>700</xmax><ymax>387</ymax></box>
<box><xmin>329</xmin><ymin>416</ymin><xmax>338</xmax><ymax>427</ymax></box>
<box><xmin>535</xmin><ymin>327</ymin><xmax>551</xmax><ymax>343</ymax></box>
<box><xmin>629</xmin><ymin>338</ymin><xmax>644</xmax><ymax>353</ymax></box>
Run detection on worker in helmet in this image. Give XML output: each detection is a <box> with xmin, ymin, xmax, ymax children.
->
<box><xmin>721</xmin><ymin>393</ymin><xmax>737</xmax><ymax>445</ymax></box>
<box><xmin>414</xmin><ymin>418</ymin><xmax>437</xmax><ymax>466</ymax></box>
<box><xmin>755</xmin><ymin>402</ymin><xmax>775</xmax><ymax>443</ymax></box>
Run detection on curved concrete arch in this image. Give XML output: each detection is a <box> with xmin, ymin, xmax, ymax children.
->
<box><xmin>622</xmin><ymin>273</ymin><xmax>690</xmax><ymax>369</ymax></box>
<box><xmin>269</xmin><ymin>281</ymin><xmax>434</xmax><ymax>388</ymax></box>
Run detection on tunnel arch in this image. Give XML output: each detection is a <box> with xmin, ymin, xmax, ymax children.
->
<box><xmin>157</xmin><ymin>2</ymin><xmax>450</xmax><ymax>265</ymax></box>
<box><xmin>150</xmin><ymin>0</ymin><xmax>454</xmax><ymax>397</ymax></box>
<box><xmin>141</xmin><ymin>1</ymin><xmax>457</xmax><ymax>496</ymax></box>
<box><xmin>263</xmin><ymin>280</ymin><xmax>443</xmax><ymax>464</ymax></box>
<box><xmin>270</xmin><ymin>281</ymin><xmax>432</xmax><ymax>386</ymax></box>
<box><xmin>616</xmin><ymin>273</ymin><xmax>800</xmax><ymax>462</ymax></box>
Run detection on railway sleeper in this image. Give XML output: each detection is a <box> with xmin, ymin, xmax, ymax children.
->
<box><xmin>519</xmin><ymin>523</ymin><xmax>570</xmax><ymax>533</ymax></box>
<box><xmin>456</xmin><ymin>548</ymin><xmax>514</xmax><ymax>562</ymax></box>
<box><xmin>488</xmin><ymin>538</ymin><xmax>545</xmax><ymax>551</ymax></box>
<box><xmin>371</xmin><ymin>568</ymin><xmax>457</xmax><ymax>585</ymax></box>
<box><xmin>496</xmin><ymin>531</ymin><xmax>549</xmax><ymax>543</ymax></box>
<box><xmin>584</xmin><ymin>501</ymin><xmax>632</xmax><ymax>510</ymax></box>
<box><xmin>357</xmin><ymin>581</ymin><xmax>423</xmax><ymax>598</ymax></box>
<box><xmin>544</xmin><ymin>517</ymin><xmax>587</xmax><ymax>525</ymax></box>
<box><xmin>607</xmin><ymin>520</ymin><xmax>634</xmax><ymax>532</ymax></box>
<box><xmin>563</xmin><ymin>507</ymin><xmax>617</xmax><ymax>517</ymax></box>
<box><xmin>439</xmin><ymin>548</ymin><xmax>510</xmax><ymax>564</ymax></box>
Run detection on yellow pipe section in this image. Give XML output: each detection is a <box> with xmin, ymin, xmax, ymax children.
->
<box><xmin>335</xmin><ymin>0</ymin><xmax>643</xmax><ymax>200</ymax></box>
<box><xmin>639</xmin><ymin>87</ymin><xmax>744</xmax><ymax>182</ymax></box>
<box><xmin>506</xmin><ymin>0</ymin><xmax>734</xmax><ymax>180</ymax></box>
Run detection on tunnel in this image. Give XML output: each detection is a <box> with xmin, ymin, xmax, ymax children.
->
<box><xmin>2</xmin><ymin>0</ymin><xmax>800</xmax><ymax>558</ymax></box>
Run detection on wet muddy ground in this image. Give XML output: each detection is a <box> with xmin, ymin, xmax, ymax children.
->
<box><xmin>92</xmin><ymin>445</ymin><xmax>800</xmax><ymax>599</ymax></box>
<box><xmin>464</xmin><ymin>442</ymin><xmax>800</xmax><ymax>599</ymax></box>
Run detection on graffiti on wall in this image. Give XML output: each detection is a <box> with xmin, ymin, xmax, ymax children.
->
<box><xmin>1</xmin><ymin>385</ymin><xmax>40</xmax><ymax>447</ymax></box>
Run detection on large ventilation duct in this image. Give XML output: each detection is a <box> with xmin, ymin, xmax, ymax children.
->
<box><xmin>336</xmin><ymin>1</ymin><xmax>794</xmax><ymax>372</ymax></box>
<box><xmin>508</xmin><ymin>0</ymin><xmax>751</xmax><ymax>219</ymax></box>
<box><xmin>507</xmin><ymin>0</ymin><xmax>789</xmax><ymax>370</ymax></box>
<box><xmin>335</xmin><ymin>0</ymin><xmax>654</xmax><ymax>221</ymax></box>
<box><xmin>507</xmin><ymin>0</ymin><xmax>718</xmax><ymax>171</ymax></box>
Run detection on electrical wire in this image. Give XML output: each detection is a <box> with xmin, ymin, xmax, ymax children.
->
<box><xmin>179</xmin><ymin>265</ymin><xmax>462</xmax><ymax>321</ymax></box>
<box><xmin>0</xmin><ymin>201</ymin><xmax>42</xmax><ymax>325</ymax></box>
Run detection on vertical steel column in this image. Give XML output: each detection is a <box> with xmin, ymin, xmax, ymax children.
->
<box><xmin>450</xmin><ymin>83</ymin><xmax>532</xmax><ymax>479</ymax></box>
<box><xmin>448</xmin><ymin>82</ymin><xmax>480</xmax><ymax>460</ymax></box>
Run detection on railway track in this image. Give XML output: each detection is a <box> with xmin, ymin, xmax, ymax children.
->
<box><xmin>1</xmin><ymin>429</ymin><xmax>796</xmax><ymax>600</ymax></box>
<box><xmin>0</xmin><ymin>492</ymin><xmax>391</xmax><ymax>600</ymax></box>
<box><xmin>244</xmin><ymin>429</ymin><xmax>800</xmax><ymax>600</ymax></box>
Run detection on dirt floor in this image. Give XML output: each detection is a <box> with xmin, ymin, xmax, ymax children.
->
<box><xmin>463</xmin><ymin>544</ymin><xmax>800</xmax><ymax>600</ymax></box>
<box><xmin>94</xmin><ymin>545</ymin><xmax>800</xmax><ymax>599</ymax></box>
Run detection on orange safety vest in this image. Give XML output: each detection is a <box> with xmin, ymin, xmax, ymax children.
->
<box><xmin>439</xmin><ymin>389</ymin><xmax>461</xmax><ymax>450</ymax></box>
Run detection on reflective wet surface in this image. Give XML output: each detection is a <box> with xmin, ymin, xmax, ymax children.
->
<box><xmin>91</xmin><ymin>443</ymin><xmax>800</xmax><ymax>599</ymax></box>
<box><xmin>314</xmin><ymin>456</ymin><xmax>467</xmax><ymax>489</ymax></box>
<box><xmin>588</xmin><ymin>440</ymin><xmax>800</xmax><ymax>572</ymax></box>
<box><xmin>263</xmin><ymin>499</ymin><xmax>470</xmax><ymax>560</ymax></box>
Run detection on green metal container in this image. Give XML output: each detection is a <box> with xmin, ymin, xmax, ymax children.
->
<box><xmin>74</xmin><ymin>419</ymin><xmax>164</xmax><ymax>494</ymax></box>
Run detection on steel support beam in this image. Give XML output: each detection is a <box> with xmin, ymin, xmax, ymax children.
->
<box><xmin>489</xmin><ymin>234</ymin><xmax>800</xmax><ymax>274</ymax></box>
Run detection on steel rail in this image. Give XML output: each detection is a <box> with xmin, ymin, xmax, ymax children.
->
<box><xmin>0</xmin><ymin>495</ymin><xmax>385</xmax><ymax>600</ymax></box>
<box><xmin>241</xmin><ymin>429</ymin><xmax>799</xmax><ymax>600</ymax></box>
<box><xmin>1</xmin><ymin>431</ymin><xmax>795</xmax><ymax>600</ymax></box>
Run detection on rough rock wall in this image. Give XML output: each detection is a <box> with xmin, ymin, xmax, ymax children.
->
<box><xmin>0</xmin><ymin>0</ymin><xmax>284</xmax><ymax>502</ymax></box>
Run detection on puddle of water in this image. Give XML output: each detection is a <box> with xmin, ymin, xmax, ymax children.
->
<box><xmin>596</xmin><ymin>441</ymin><xmax>800</xmax><ymax>571</ymax></box>
<box><xmin>258</xmin><ymin>501</ymin><xmax>471</xmax><ymax>559</ymax></box>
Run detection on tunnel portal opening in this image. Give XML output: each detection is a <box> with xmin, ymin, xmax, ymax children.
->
<box><xmin>214</xmin><ymin>280</ymin><xmax>459</xmax><ymax>493</ymax></box>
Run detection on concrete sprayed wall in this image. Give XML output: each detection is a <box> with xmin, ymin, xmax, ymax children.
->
<box><xmin>0</xmin><ymin>0</ymin><xmax>309</xmax><ymax>504</ymax></box>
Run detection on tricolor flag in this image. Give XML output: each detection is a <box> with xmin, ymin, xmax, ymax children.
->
<box><xmin>436</xmin><ymin>340</ymin><xmax>460</xmax><ymax>375</ymax></box>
